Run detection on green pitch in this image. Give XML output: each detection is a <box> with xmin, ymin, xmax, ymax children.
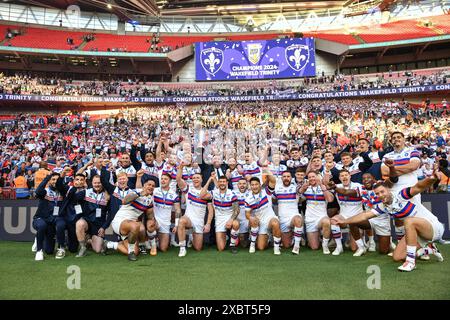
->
<box><xmin>1</xmin><ymin>241</ymin><xmax>449</xmax><ymax>300</ymax></box>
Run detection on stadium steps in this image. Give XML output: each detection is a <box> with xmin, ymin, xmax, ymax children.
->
<box><xmin>351</xmin><ymin>33</ymin><xmax>366</xmax><ymax>44</ymax></box>
<box><xmin>76</xmin><ymin>40</ymin><xmax>89</xmax><ymax>50</ymax></box>
<box><xmin>429</xmin><ymin>26</ymin><xmax>446</xmax><ymax>35</ymax></box>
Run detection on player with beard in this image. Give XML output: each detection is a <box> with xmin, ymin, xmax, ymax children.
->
<box><xmin>200</xmin><ymin>174</ymin><xmax>241</xmax><ymax>253</ymax></box>
<box><xmin>273</xmin><ymin>171</ymin><xmax>304</xmax><ymax>255</ymax></box>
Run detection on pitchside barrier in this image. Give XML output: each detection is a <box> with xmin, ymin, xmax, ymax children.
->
<box><xmin>0</xmin><ymin>195</ymin><xmax>449</xmax><ymax>241</ymax></box>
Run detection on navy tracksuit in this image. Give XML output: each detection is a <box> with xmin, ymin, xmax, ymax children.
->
<box><xmin>56</xmin><ymin>178</ymin><xmax>84</xmax><ymax>253</ymax></box>
<box><xmin>32</xmin><ymin>175</ymin><xmax>65</xmax><ymax>253</ymax></box>
<box><xmin>74</xmin><ymin>188</ymin><xmax>110</xmax><ymax>237</ymax></box>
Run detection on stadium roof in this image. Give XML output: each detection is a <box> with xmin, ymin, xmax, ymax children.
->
<box><xmin>7</xmin><ymin>0</ymin><xmax>394</xmax><ymax>18</ymax></box>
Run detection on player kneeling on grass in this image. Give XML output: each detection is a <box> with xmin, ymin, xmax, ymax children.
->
<box><xmin>32</xmin><ymin>173</ymin><xmax>65</xmax><ymax>261</ymax></box>
<box><xmin>332</xmin><ymin>172</ymin><xmax>444</xmax><ymax>272</ymax></box>
<box><xmin>329</xmin><ymin>172</ymin><xmax>392</xmax><ymax>257</ymax></box>
<box><xmin>110</xmin><ymin>178</ymin><xmax>155</xmax><ymax>261</ymax></box>
<box><xmin>235</xmin><ymin>178</ymin><xmax>251</xmax><ymax>248</ymax></box>
<box><xmin>74</xmin><ymin>175</ymin><xmax>111</xmax><ymax>257</ymax></box>
<box><xmin>176</xmin><ymin>162</ymin><xmax>214</xmax><ymax>257</ymax></box>
<box><xmin>200</xmin><ymin>174</ymin><xmax>241</xmax><ymax>254</ymax></box>
<box><xmin>272</xmin><ymin>171</ymin><xmax>304</xmax><ymax>255</ymax></box>
<box><xmin>297</xmin><ymin>171</ymin><xmax>335</xmax><ymax>255</ymax></box>
<box><xmin>146</xmin><ymin>173</ymin><xmax>181</xmax><ymax>255</ymax></box>
<box><xmin>245</xmin><ymin>170</ymin><xmax>282</xmax><ymax>255</ymax></box>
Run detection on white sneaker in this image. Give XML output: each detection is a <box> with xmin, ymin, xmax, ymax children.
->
<box><xmin>398</xmin><ymin>261</ymin><xmax>416</xmax><ymax>272</ymax></box>
<box><xmin>292</xmin><ymin>245</ymin><xmax>300</xmax><ymax>255</ymax></box>
<box><xmin>249</xmin><ymin>243</ymin><xmax>256</xmax><ymax>253</ymax></box>
<box><xmin>274</xmin><ymin>246</ymin><xmax>281</xmax><ymax>255</ymax></box>
<box><xmin>178</xmin><ymin>247</ymin><xmax>186</xmax><ymax>257</ymax></box>
<box><xmin>368</xmin><ymin>241</ymin><xmax>376</xmax><ymax>252</ymax></box>
<box><xmin>35</xmin><ymin>250</ymin><xmax>44</xmax><ymax>261</ymax></box>
<box><xmin>353</xmin><ymin>247</ymin><xmax>366</xmax><ymax>257</ymax></box>
<box><xmin>55</xmin><ymin>248</ymin><xmax>65</xmax><ymax>259</ymax></box>
<box><xmin>32</xmin><ymin>238</ymin><xmax>37</xmax><ymax>252</ymax></box>
<box><xmin>322</xmin><ymin>245</ymin><xmax>330</xmax><ymax>255</ymax></box>
<box><xmin>417</xmin><ymin>243</ymin><xmax>444</xmax><ymax>262</ymax></box>
<box><xmin>332</xmin><ymin>247</ymin><xmax>343</xmax><ymax>256</ymax></box>
<box><xmin>387</xmin><ymin>252</ymin><xmax>393</xmax><ymax>257</ymax></box>
<box><xmin>170</xmin><ymin>239</ymin><xmax>179</xmax><ymax>247</ymax></box>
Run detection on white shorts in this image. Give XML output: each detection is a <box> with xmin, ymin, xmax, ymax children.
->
<box><xmin>111</xmin><ymin>217</ymin><xmax>128</xmax><ymax>240</ymax></box>
<box><xmin>368</xmin><ymin>215</ymin><xmax>391</xmax><ymax>236</ymax></box>
<box><xmin>418</xmin><ymin>219</ymin><xmax>445</xmax><ymax>247</ymax></box>
<box><xmin>185</xmin><ymin>213</ymin><xmax>204</xmax><ymax>234</ymax></box>
<box><xmin>305</xmin><ymin>215</ymin><xmax>327</xmax><ymax>233</ymax></box>
<box><xmin>239</xmin><ymin>218</ymin><xmax>249</xmax><ymax>234</ymax></box>
<box><xmin>257</xmin><ymin>214</ymin><xmax>278</xmax><ymax>235</ymax></box>
<box><xmin>279</xmin><ymin>213</ymin><xmax>301</xmax><ymax>233</ymax></box>
<box><xmin>215</xmin><ymin>214</ymin><xmax>232</xmax><ymax>233</ymax></box>
<box><xmin>155</xmin><ymin>216</ymin><xmax>171</xmax><ymax>234</ymax></box>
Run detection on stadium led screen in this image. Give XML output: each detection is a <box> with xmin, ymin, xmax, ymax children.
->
<box><xmin>195</xmin><ymin>37</ymin><xmax>316</xmax><ymax>81</ymax></box>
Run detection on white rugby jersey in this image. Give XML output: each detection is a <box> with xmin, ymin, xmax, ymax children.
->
<box><xmin>273</xmin><ymin>184</ymin><xmax>298</xmax><ymax>218</ymax></box>
<box><xmin>229</xmin><ymin>168</ymin><xmax>244</xmax><ymax>191</ymax></box>
<box><xmin>111</xmin><ymin>186</ymin><xmax>134</xmax><ymax>200</ymax></box>
<box><xmin>335</xmin><ymin>182</ymin><xmax>363</xmax><ymax>218</ymax></box>
<box><xmin>210</xmin><ymin>188</ymin><xmax>238</xmax><ymax>217</ymax></box>
<box><xmin>116</xmin><ymin>165</ymin><xmax>137</xmax><ymax>178</ymax></box>
<box><xmin>153</xmin><ymin>187</ymin><xmax>180</xmax><ymax>221</ymax></box>
<box><xmin>302</xmin><ymin>185</ymin><xmax>328</xmax><ymax>220</ymax></box>
<box><xmin>245</xmin><ymin>186</ymin><xmax>275</xmax><ymax>219</ymax></box>
<box><xmin>113</xmin><ymin>191</ymin><xmax>153</xmax><ymax>222</ymax></box>
<box><xmin>382</xmin><ymin>147</ymin><xmax>421</xmax><ymax>189</ymax></box>
<box><xmin>182</xmin><ymin>185</ymin><xmax>208</xmax><ymax>220</ymax></box>
<box><xmin>372</xmin><ymin>188</ymin><xmax>440</xmax><ymax>224</ymax></box>
<box><xmin>235</xmin><ymin>189</ymin><xmax>251</xmax><ymax>222</ymax></box>
<box><xmin>141</xmin><ymin>162</ymin><xmax>160</xmax><ymax>179</ymax></box>
<box><xmin>242</xmin><ymin>161</ymin><xmax>262</xmax><ymax>182</ymax></box>
<box><xmin>268</xmin><ymin>163</ymin><xmax>288</xmax><ymax>186</ymax></box>
<box><xmin>355</xmin><ymin>185</ymin><xmax>382</xmax><ymax>209</ymax></box>
<box><xmin>369</xmin><ymin>151</ymin><xmax>382</xmax><ymax>164</ymax></box>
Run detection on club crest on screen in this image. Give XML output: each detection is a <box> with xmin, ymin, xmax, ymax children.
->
<box><xmin>200</xmin><ymin>47</ymin><xmax>224</xmax><ymax>75</ymax></box>
<box><xmin>285</xmin><ymin>44</ymin><xmax>309</xmax><ymax>72</ymax></box>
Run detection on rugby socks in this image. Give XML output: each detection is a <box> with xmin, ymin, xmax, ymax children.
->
<box><xmin>322</xmin><ymin>237</ymin><xmax>330</xmax><ymax>248</ymax></box>
<box><xmin>331</xmin><ymin>225</ymin><xmax>343</xmax><ymax>250</ymax></box>
<box><xmin>406</xmin><ymin>245</ymin><xmax>416</xmax><ymax>264</ymax></box>
<box><xmin>395</xmin><ymin>226</ymin><xmax>405</xmax><ymax>241</ymax></box>
<box><xmin>356</xmin><ymin>239</ymin><xmax>365</xmax><ymax>250</ymax></box>
<box><xmin>147</xmin><ymin>231</ymin><xmax>157</xmax><ymax>248</ymax></box>
<box><xmin>273</xmin><ymin>237</ymin><xmax>281</xmax><ymax>250</ymax></box>
<box><xmin>230</xmin><ymin>229</ymin><xmax>239</xmax><ymax>247</ymax></box>
<box><xmin>106</xmin><ymin>241</ymin><xmax>118</xmax><ymax>250</ymax></box>
<box><xmin>170</xmin><ymin>225</ymin><xmax>177</xmax><ymax>243</ymax></box>
<box><xmin>293</xmin><ymin>227</ymin><xmax>303</xmax><ymax>248</ymax></box>
<box><xmin>79</xmin><ymin>240</ymin><xmax>86</xmax><ymax>250</ymax></box>
<box><xmin>128</xmin><ymin>242</ymin><xmax>135</xmax><ymax>254</ymax></box>
<box><xmin>179</xmin><ymin>240</ymin><xmax>186</xmax><ymax>248</ymax></box>
<box><xmin>250</xmin><ymin>227</ymin><xmax>259</xmax><ymax>244</ymax></box>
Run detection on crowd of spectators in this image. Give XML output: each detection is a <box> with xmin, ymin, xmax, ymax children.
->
<box><xmin>1</xmin><ymin>98</ymin><xmax>449</xmax><ymax>199</ymax></box>
<box><xmin>0</xmin><ymin>69</ymin><xmax>448</xmax><ymax>98</ymax></box>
